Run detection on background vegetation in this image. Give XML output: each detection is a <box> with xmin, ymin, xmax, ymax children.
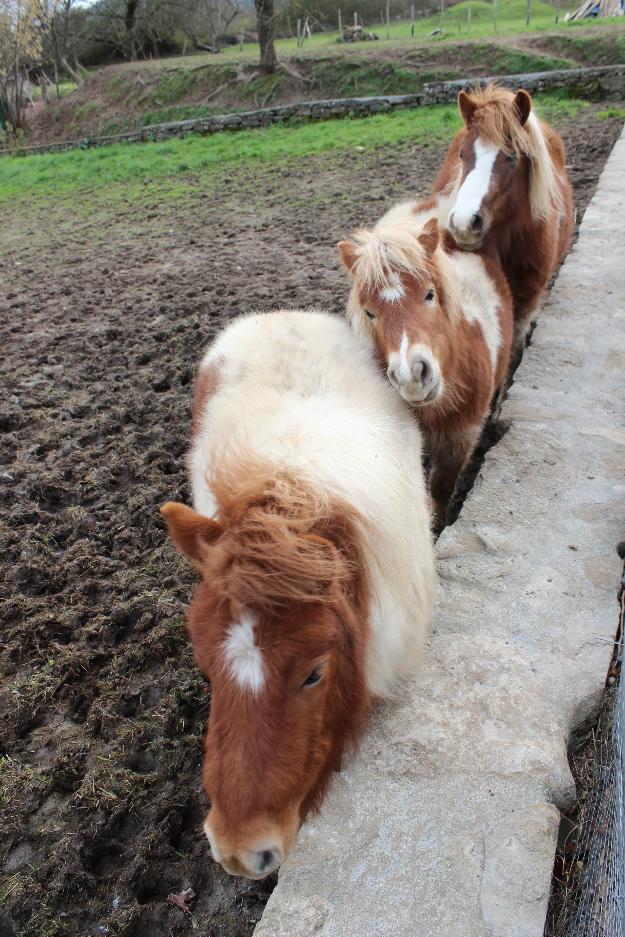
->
<box><xmin>1</xmin><ymin>0</ymin><xmax>624</xmax><ymax>142</ymax></box>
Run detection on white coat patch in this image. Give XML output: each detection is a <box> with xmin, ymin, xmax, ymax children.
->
<box><xmin>223</xmin><ymin>612</ymin><xmax>265</xmax><ymax>694</ymax></box>
<box><xmin>450</xmin><ymin>252</ymin><xmax>502</xmax><ymax>370</ymax></box>
<box><xmin>379</xmin><ymin>277</ymin><xmax>405</xmax><ymax>304</ymax></box>
<box><xmin>451</xmin><ymin>137</ymin><xmax>500</xmax><ymax>231</ymax></box>
<box><xmin>397</xmin><ymin>331</ymin><xmax>411</xmax><ymax>383</ymax></box>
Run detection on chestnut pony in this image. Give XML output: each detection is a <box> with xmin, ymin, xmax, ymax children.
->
<box><xmin>433</xmin><ymin>85</ymin><xmax>574</xmax><ymax>357</ymax></box>
<box><xmin>161</xmin><ymin>310</ymin><xmax>435</xmax><ymax>879</ymax></box>
<box><xmin>339</xmin><ymin>202</ymin><xmax>513</xmax><ymax>530</ymax></box>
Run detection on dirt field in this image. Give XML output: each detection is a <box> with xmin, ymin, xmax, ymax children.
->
<box><xmin>1</xmin><ymin>106</ymin><xmax>623</xmax><ymax>937</ymax></box>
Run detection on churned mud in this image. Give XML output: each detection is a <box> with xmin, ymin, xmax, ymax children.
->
<box><xmin>1</xmin><ymin>107</ymin><xmax>622</xmax><ymax>937</ymax></box>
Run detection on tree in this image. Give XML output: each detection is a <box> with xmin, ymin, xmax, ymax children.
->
<box><xmin>255</xmin><ymin>0</ymin><xmax>276</xmax><ymax>73</ymax></box>
<box><xmin>179</xmin><ymin>0</ymin><xmax>241</xmax><ymax>54</ymax></box>
<box><xmin>41</xmin><ymin>0</ymin><xmax>85</xmax><ymax>93</ymax></box>
<box><xmin>0</xmin><ymin>0</ymin><xmax>45</xmax><ymax>130</ymax></box>
<box><xmin>124</xmin><ymin>0</ymin><xmax>139</xmax><ymax>59</ymax></box>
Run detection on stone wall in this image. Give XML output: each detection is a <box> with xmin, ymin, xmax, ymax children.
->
<box><xmin>4</xmin><ymin>64</ymin><xmax>625</xmax><ymax>158</ymax></box>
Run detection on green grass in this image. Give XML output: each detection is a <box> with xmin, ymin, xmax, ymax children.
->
<box><xmin>0</xmin><ymin>92</ymin><xmax>591</xmax><ymax>206</ymax></box>
<box><xmin>70</xmin><ymin>100</ymin><xmax>98</xmax><ymax>127</ymax></box>
<box><xmin>529</xmin><ymin>30</ymin><xmax>625</xmax><ymax>65</ymax></box>
<box><xmin>103</xmin><ymin>0</ymin><xmax>601</xmax><ymax>72</ymax></box>
<box><xmin>152</xmin><ymin>0</ymin><xmax>582</xmax><ymax>65</ymax></box>
<box><xmin>598</xmin><ymin>105</ymin><xmax>625</xmax><ymax>118</ymax></box>
<box><xmin>1</xmin><ymin>104</ymin><xmax>461</xmax><ymax>202</ymax></box>
<box><xmin>30</xmin><ymin>80</ymin><xmax>77</xmax><ymax>101</ymax></box>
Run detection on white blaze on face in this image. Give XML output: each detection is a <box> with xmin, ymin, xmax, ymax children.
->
<box><xmin>450</xmin><ymin>137</ymin><xmax>500</xmax><ymax>232</ymax></box>
<box><xmin>223</xmin><ymin>611</ymin><xmax>265</xmax><ymax>694</ymax></box>
<box><xmin>386</xmin><ymin>331</ymin><xmax>413</xmax><ymax>387</ymax></box>
<box><xmin>379</xmin><ymin>275</ymin><xmax>405</xmax><ymax>304</ymax></box>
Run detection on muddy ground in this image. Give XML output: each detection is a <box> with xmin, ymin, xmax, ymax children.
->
<box><xmin>1</xmin><ymin>107</ymin><xmax>623</xmax><ymax>937</ymax></box>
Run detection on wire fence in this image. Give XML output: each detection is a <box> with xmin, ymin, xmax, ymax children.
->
<box><xmin>546</xmin><ymin>557</ymin><xmax>625</xmax><ymax>937</ymax></box>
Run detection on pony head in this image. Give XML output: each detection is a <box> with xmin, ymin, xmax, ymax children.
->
<box><xmin>448</xmin><ymin>85</ymin><xmax>560</xmax><ymax>249</ymax></box>
<box><xmin>160</xmin><ymin>462</ymin><xmax>369</xmax><ymax>879</ymax></box>
<box><xmin>339</xmin><ymin>207</ymin><xmax>461</xmax><ymax>408</ymax></box>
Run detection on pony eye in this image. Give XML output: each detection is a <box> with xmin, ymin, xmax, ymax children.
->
<box><xmin>506</xmin><ymin>152</ymin><xmax>517</xmax><ymax>164</ymax></box>
<box><xmin>459</xmin><ymin>148</ymin><xmax>465</xmax><ymax>160</ymax></box>
<box><xmin>364</xmin><ymin>309</ymin><xmax>376</xmax><ymax>321</ymax></box>
<box><xmin>302</xmin><ymin>667</ymin><xmax>323</xmax><ymax>689</ymax></box>
<box><xmin>425</xmin><ymin>288</ymin><xmax>435</xmax><ymax>302</ymax></box>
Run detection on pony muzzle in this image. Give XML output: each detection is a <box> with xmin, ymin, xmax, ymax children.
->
<box><xmin>203</xmin><ymin>807</ymin><xmax>299</xmax><ymax>880</ymax></box>
<box><xmin>448</xmin><ymin>208</ymin><xmax>487</xmax><ymax>249</ymax></box>
<box><xmin>387</xmin><ymin>344</ymin><xmax>442</xmax><ymax>407</ymax></box>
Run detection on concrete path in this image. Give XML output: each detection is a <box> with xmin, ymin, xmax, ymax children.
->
<box><xmin>254</xmin><ymin>125</ymin><xmax>625</xmax><ymax>937</ymax></box>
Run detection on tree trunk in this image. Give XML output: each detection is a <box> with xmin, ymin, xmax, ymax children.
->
<box><xmin>125</xmin><ymin>0</ymin><xmax>140</xmax><ymax>61</ymax></box>
<box><xmin>13</xmin><ymin>61</ymin><xmax>23</xmax><ymax>129</ymax></box>
<box><xmin>61</xmin><ymin>56</ymin><xmax>83</xmax><ymax>84</ymax></box>
<box><xmin>255</xmin><ymin>0</ymin><xmax>277</xmax><ymax>73</ymax></box>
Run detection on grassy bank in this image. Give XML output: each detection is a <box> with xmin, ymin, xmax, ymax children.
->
<box><xmin>22</xmin><ymin>8</ymin><xmax>625</xmax><ymax>146</ymax></box>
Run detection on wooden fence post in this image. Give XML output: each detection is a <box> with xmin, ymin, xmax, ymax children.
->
<box><xmin>338</xmin><ymin>8</ymin><xmax>342</xmax><ymax>38</ymax></box>
<box><xmin>386</xmin><ymin>0</ymin><xmax>390</xmax><ymax>38</ymax></box>
<box><xmin>411</xmin><ymin>3</ymin><xmax>415</xmax><ymax>36</ymax></box>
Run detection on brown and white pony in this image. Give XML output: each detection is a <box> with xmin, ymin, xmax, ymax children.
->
<box><xmin>161</xmin><ymin>310</ymin><xmax>435</xmax><ymax>879</ymax></box>
<box><xmin>339</xmin><ymin>202</ymin><xmax>513</xmax><ymax>530</ymax></box>
<box><xmin>431</xmin><ymin>85</ymin><xmax>573</xmax><ymax>358</ymax></box>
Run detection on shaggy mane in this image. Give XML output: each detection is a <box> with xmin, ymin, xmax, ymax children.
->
<box><xmin>462</xmin><ymin>83</ymin><xmax>564</xmax><ymax>221</ymax></box>
<box><xmin>347</xmin><ymin>201</ymin><xmax>462</xmax><ymax>323</ymax></box>
<box><xmin>202</xmin><ymin>452</ymin><xmax>363</xmax><ymax>611</ymax></box>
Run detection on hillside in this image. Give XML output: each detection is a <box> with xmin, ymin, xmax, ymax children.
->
<box><xmin>26</xmin><ymin>20</ymin><xmax>625</xmax><ymax>145</ymax></box>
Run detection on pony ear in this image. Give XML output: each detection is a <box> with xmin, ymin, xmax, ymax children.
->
<box><xmin>514</xmin><ymin>89</ymin><xmax>532</xmax><ymax>127</ymax></box>
<box><xmin>458</xmin><ymin>90</ymin><xmax>476</xmax><ymax>126</ymax></box>
<box><xmin>418</xmin><ymin>217</ymin><xmax>439</xmax><ymax>257</ymax></box>
<box><xmin>338</xmin><ymin>240</ymin><xmax>358</xmax><ymax>274</ymax></box>
<box><xmin>160</xmin><ymin>501</ymin><xmax>222</xmax><ymax>566</ymax></box>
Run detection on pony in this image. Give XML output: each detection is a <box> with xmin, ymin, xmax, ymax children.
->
<box><xmin>339</xmin><ymin>201</ymin><xmax>513</xmax><ymax>530</ymax></box>
<box><xmin>432</xmin><ymin>84</ymin><xmax>574</xmax><ymax>358</ymax></box>
<box><xmin>160</xmin><ymin>309</ymin><xmax>436</xmax><ymax>879</ymax></box>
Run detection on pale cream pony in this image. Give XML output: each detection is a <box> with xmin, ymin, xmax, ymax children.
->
<box><xmin>161</xmin><ymin>309</ymin><xmax>436</xmax><ymax>879</ymax></box>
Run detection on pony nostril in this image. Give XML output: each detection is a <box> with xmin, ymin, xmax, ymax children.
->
<box><xmin>387</xmin><ymin>365</ymin><xmax>399</xmax><ymax>386</ymax></box>
<box><xmin>470</xmin><ymin>212</ymin><xmax>483</xmax><ymax>234</ymax></box>
<box><xmin>414</xmin><ymin>357</ymin><xmax>431</xmax><ymax>387</ymax></box>
<box><xmin>261</xmin><ymin>849</ymin><xmax>275</xmax><ymax>868</ymax></box>
<box><xmin>254</xmin><ymin>847</ymin><xmax>282</xmax><ymax>875</ymax></box>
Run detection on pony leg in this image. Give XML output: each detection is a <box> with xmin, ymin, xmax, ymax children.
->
<box><xmin>428</xmin><ymin>425</ymin><xmax>481</xmax><ymax>533</ymax></box>
<box><xmin>509</xmin><ymin>299</ymin><xmax>540</xmax><ymax>379</ymax></box>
